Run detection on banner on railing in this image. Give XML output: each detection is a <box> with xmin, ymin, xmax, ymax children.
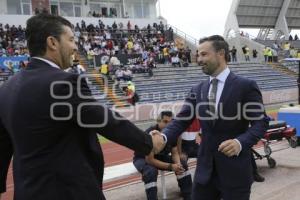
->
<box><xmin>94</xmin><ymin>54</ymin><xmax>142</xmax><ymax>66</ymax></box>
<box><xmin>0</xmin><ymin>56</ymin><xmax>29</xmax><ymax>69</ymax></box>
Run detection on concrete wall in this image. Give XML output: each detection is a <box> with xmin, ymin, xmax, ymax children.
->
<box><xmin>0</xmin><ymin>14</ymin><xmax>165</xmax><ymax>28</ymax></box>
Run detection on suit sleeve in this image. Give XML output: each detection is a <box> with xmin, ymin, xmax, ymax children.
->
<box><xmin>236</xmin><ymin>80</ymin><xmax>269</xmax><ymax>149</ymax></box>
<box><xmin>53</xmin><ymin>74</ymin><xmax>153</xmax><ymax>156</ymax></box>
<box><xmin>163</xmin><ymin>87</ymin><xmax>197</xmax><ymax>147</ymax></box>
<box><xmin>0</xmin><ymin>118</ymin><xmax>13</xmax><ymax>193</ymax></box>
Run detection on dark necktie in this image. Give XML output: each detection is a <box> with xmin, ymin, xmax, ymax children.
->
<box><xmin>208</xmin><ymin>78</ymin><xmax>218</xmax><ymax>115</ymax></box>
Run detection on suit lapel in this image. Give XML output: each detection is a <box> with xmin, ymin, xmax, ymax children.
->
<box><xmin>198</xmin><ymin>79</ymin><xmax>213</xmax><ymax>126</ymax></box>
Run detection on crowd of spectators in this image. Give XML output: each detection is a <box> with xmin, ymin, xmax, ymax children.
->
<box><xmin>0</xmin><ymin>23</ymin><xmax>29</xmax><ymax>57</ymax></box>
<box><xmin>0</xmin><ymin>23</ymin><xmax>30</xmax><ymax>73</ymax></box>
<box><xmin>76</xmin><ymin>20</ymin><xmax>192</xmax><ymax>78</ymax></box>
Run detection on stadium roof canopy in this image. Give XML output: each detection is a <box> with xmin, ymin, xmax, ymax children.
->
<box><xmin>224</xmin><ymin>0</ymin><xmax>300</xmax><ymax>40</ymax></box>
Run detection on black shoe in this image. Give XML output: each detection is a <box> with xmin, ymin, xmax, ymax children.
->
<box><xmin>253</xmin><ymin>172</ymin><xmax>265</xmax><ymax>182</ymax></box>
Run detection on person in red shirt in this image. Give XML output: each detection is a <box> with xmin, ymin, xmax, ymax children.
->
<box><xmin>177</xmin><ymin>118</ymin><xmax>201</xmax><ymax>160</ymax></box>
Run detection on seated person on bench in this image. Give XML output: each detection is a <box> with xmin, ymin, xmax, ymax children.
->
<box><xmin>133</xmin><ymin>111</ymin><xmax>192</xmax><ymax>200</ymax></box>
<box><xmin>177</xmin><ymin>118</ymin><xmax>201</xmax><ymax>161</ymax></box>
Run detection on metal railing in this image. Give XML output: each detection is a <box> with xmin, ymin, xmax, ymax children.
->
<box><xmin>166</xmin><ymin>24</ymin><xmax>198</xmax><ymax>46</ymax></box>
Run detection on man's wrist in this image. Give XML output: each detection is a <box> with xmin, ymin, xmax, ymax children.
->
<box><xmin>167</xmin><ymin>163</ymin><xmax>172</xmax><ymax>171</ymax></box>
<box><xmin>234</xmin><ymin>139</ymin><xmax>242</xmax><ymax>155</ymax></box>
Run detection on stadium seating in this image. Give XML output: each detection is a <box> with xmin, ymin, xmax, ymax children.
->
<box><xmin>131</xmin><ymin>62</ymin><xmax>298</xmax><ymax>104</ymax></box>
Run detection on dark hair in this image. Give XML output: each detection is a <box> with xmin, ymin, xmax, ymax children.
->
<box><xmin>199</xmin><ymin>35</ymin><xmax>230</xmax><ymax>62</ymax></box>
<box><xmin>157</xmin><ymin>111</ymin><xmax>173</xmax><ymax>121</ymax></box>
<box><xmin>25</xmin><ymin>14</ymin><xmax>72</xmax><ymax>57</ymax></box>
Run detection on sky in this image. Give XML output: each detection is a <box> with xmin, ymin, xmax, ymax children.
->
<box><xmin>159</xmin><ymin>0</ymin><xmax>234</xmax><ymax>40</ymax></box>
<box><xmin>159</xmin><ymin>0</ymin><xmax>300</xmax><ymax>40</ymax></box>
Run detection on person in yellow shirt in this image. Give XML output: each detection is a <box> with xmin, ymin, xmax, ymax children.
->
<box><xmin>127</xmin><ymin>40</ymin><xmax>134</xmax><ymax>54</ymax></box>
<box><xmin>100</xmin><ymin>62</ymin><xmax>108</xmax><ymax>75</ymax></box>
<box><xmin>267</xmin><ymin>48</ymin><xmax>273</xmax><ymax>62</ymax></box>
<box><xmin>127</xmin><ymin>81</ymin><xmax>135</xmax><ymax>92</ymax></box>
<box><xmin>263</xmin><ymin>47</ymin><xmax>268</xmax><ymax>62</ymax></box>
<box><xmin>163</xmin><ymin>47</ymin><xmax>169</xmax><ymax>64</ymax></box>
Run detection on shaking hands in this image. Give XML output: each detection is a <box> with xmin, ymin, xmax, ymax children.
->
<box><xmin>149</xmin><ymin>130</ymin><xmax>166</xmax><ymax>154</ymax></box>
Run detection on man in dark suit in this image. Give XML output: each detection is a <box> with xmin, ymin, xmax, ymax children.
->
<box><xmin>161</xmin><ymin>35</ymin><xmax>268</xmax><ymax>200</ymax></box>
<box><xmin>0</xmin><ymin>14</ymin><xmax>164</xmax><ymax>200</ymax></box>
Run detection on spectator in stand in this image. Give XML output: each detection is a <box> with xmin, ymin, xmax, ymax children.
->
<box><xmin>123</xmin><ymin>67</ymin><xmax>132</xmax><ymax>81</ymax></box>
<box><xmin>263</xmin><ymin>47</ymin><xmax>268</xmax><ymax>62</ymax></box>
<box><xmin>127</xmin><ymin>81</ymin><xmax>135</xmax><ymax>93</ymax></box>
<box><xmin>65</xmin><ymin>60</ymin><xmax>86</xmax><ymax>75</ymax></box>
<box><xmin>283</xmin><ymin>42</ymin><xmax>291</xmax><ymax>58</ymax></box>
<box><xmin>127</xmin><ymin>21</ymin><xmax>132</xmax><ymax>31</ymax></box>
<box><xmin>7</xmin><ymin>61</ymin><xmax>14</xmax><ymax>74</ymax></box>
<box><xmin>19</xmin><ymin>61</ymin><xmax>27</xmax><ymax>70</ymax></box>
<box><xmin>290</xmin><ymin>47</ymin><xmax>297</xmax><ymax>58</ymax></box>
<box><xmin>163</xmin><ymin>46</ymin><xmax>169</xmax><ymax>64</ymax></box>
<box><xmin>0</xmin><ymin>45</ymin><xmax>6</xmax><ymax>57</ymax></box>
<box><xmin>267</xmin><ymin>48</ymin><xmax>273</xmax><ymax>62</ymax></box>
<box><xmin>109</xmin><ymin>54</ymin><xmax>120</xmax><ymax>73</ymax></box>
<box><xmin>195</xmin><ymin>50</ymin><xmax>199</xmax><ymax>63</ymax></box>
<box><xmin>242</xmin><ymin>45</ymin><xmax>250</xmax><ymax>61</ymax></box>
<box><xmin>126</xmin><ymin>39</ymin><xmax>134</xmax><ymax>54</ymax></box>
<box><xmin>297</xmin><ymin>50</ymin><xmax>300</xmax><ymax>58</ymax></box>
<box><xmin>185</xmin><ymin>46</ymin><xmax>191</xmax><ymax>63</ymax></box>
<box><xmin>252</xmin><ymin>49</ymin><xmax>258</xmax><ymax>61</ymax></box>
<box><xmin>295</xmin><ymin>34</ymin><xmax>299</xmax><ymax>40</ymax></box>
<box><xmin>171</xmin><ymin>53</ymin><xmax>181</xmax><ymax>67</ymax></box>
<box><xmin>272</xmin><ymin>42</ymin><xmax>279</xmax><ymax>52</ymax></box>
<box><xmin>118</xmin><ymin>22</ymin><xmax>124</xmax><ymax>30</ymax></box>
<box><xmin>289</xmin><ymin>34</ymin><xmax>293</xmax><ymax>41</ymax></box>
<box><xmin>272</xmin><ymin>48</ymin><xmax>278</xmax><ymax>62</ymax></box>
<box><xmin>230</xmin><ymin>46</ymin><xmax>237</xmax><ymax>62</ymax></box>
<box><xmin>100</xmin><ymin>62</ymin><xmax>109</xmax><ymax>76</ymax></box>
<box><xmin>112</xmin><ymin>21</ymin><xmax>118</xmax><ymax>32</ymax></box>
<box><xmin>115</xmin><ymin>67</ymin><xmax>124</xmax><ymax>81</ymax></box>
<box><xmin>87</xmin><ymin>48</ymin><xmax>95</xmax><ymax>66</ymax></box>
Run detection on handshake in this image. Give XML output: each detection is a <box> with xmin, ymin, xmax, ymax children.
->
<box><xmin>149</xmin><ymin>130</ymin><xmax>166</xmax><ymax>154</ymax></box>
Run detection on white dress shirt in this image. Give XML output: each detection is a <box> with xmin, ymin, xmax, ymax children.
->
<box><xmin>209</xmin><ymin>67</ymin><xmax>230</xmax><ymax>111</ymax></box>
<box><xmin>209</xmin><ymin>67</ymin><xmax>242</xmax><ymax>155</ymax></box>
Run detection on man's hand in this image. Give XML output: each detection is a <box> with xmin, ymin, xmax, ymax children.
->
<box><xmin>195</xmin><ymin>133</ymin><xmax>201</xmax><ymax>144</ymax></box>
<box><xmin>218</xmin><ymin>139</ymin><xmax>241</xmax><ymax>157</ymax></box>
<box><xmin>0</xmin><ymin>193</ymin><xmax>2</xmax><ymax>200</ymax></box>
<box><xmin>172</xmin><ymin>163</ymin><xmax>185</xmax><ymax>175</ymax></box>
<box><xmin>150</xmin><ymin>130</ymin><xmax>165</xmax><ymax>154</ymax></box>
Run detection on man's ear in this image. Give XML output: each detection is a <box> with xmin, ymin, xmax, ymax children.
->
<box><xmin>218</xmin><ymin>49</ymin><xmax>225</xmax><ymax>58</ymax></box>
<box><xmin>46</xmin><ymin>36</ymin><xmax>58</xmax><ymax>51</ymax></box>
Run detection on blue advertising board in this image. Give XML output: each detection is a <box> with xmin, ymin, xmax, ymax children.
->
<box><xmin>0</xmin><ymin>56</ymin><xmax>29</xmax><ymax>71</ymax></box>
